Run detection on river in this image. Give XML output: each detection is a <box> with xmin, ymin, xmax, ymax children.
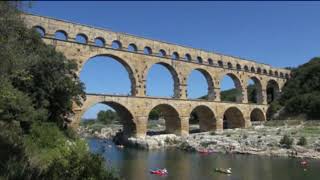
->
<box><xmin>88</xmin><ymin>138</ymin><xmax>320</xmax><ymax>180</ymax></box>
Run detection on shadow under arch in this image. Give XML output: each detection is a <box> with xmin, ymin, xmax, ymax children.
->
<box><xmin>80</xmin><ymin>101</ymin><xmax>136</xmax><ymax>137</ymax></box>
<box><xmin>267</xmin><ymin>79</ymin><xmax>280</xmax><ymax>104</ymax></box>
<box><xmin>145</xmin><ymin>62</ymin><xmax>180</xmax><ymax>98</ymax></box>
<box><xmin>189</xmin><ymin>105</ymin><xmax>216</xmax><ymax>133</ymax></box>
<box><xmin>80</xmin><ymin>54</ymin><xmax>137</xmax><ymax>96</ymax></box>
<box><xmin>250</xmin><ymin>108</ymin><xmax>266</xmax><ymax>122</ymax></box>
<box><xmin>220</xmin><ymin>72</ymin><xmax>244</xmax><ymax>103</ymax></box>
<box><xmin>223</xmin><ymin>107</ymin><xmax>245</xmax><ymax>129</ymax></box>
<box><xmin>187</xmin><ymin>68</ymin><xmax>215</xmax><ymax>100</ymax></box>
<box><xmin>147</xmin><ymin>104</ymin><xmax>181</xmax><ymax>135</ymax></box>
<box><xmin>247</xmin><ymin>76</ymin><xmax>263</xmax><ymax>104</ymax></box>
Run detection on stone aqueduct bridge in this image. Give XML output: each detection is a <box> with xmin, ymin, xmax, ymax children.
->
<box><xmin>23</xmin><ymin>14</ymin><xmax>291</xmax><ymax>138</ymax></box>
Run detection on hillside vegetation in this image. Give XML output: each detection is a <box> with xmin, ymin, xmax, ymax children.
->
<box><xmin>0</xmin><ymin>2</ymin><xmax>118</xmax><ymax>179</ymax></box>
<box><xmin>269</xmin><ymin>57</ymin><xmax>320</xmax><ymax>120</ymax></box>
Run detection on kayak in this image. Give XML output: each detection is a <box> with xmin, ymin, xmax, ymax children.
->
<box><xmin>215</xmin><ymin>168</ymin><xmax>232</xmax><ymax>174</ymax></box>
<box><xmin>150</xmin><ymin>169</ymin><xmax>168</xmax><ymax>176</ymax></box>
<box><xmin>198</xmin><ymin>149</ymin><xmax>215</xmax><ymax>155</ymax></box>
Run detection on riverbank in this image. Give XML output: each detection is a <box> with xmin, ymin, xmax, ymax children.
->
<box><xmin>80</xmin><ymin>121</ymin><xmax>320</xmax><ymax>160</ymax></box>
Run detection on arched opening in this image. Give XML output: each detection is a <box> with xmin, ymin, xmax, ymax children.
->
<box><xmin>94</xmin><ymin>37</ymin><xmax>105</xmax><ymax>47</ymax></box>
<box><xmin>208</xmin><ymin>58</ymin><xmax>213</xmax><ymax>65</ymax></box>
<box><xmin>146</xmin><ymin>63</ymin><xmax>179</xmax><ymax>98</ymax></box>
<box><xmin>218</xmin><ymin>61</ymin><xmax>223</xmax><ymax>67</ymax></box>
<box><xmin>269</xmin><ymin>70</ymin><xmax>273</xmax><ymax>76</ymax></box>
<box><xmin>250</xmin><ymin>108</ymin><xmax>265</xmax><ymax>122</ymax></box>
<box><xmin>147</xmin><ymin>104</ymin><xmax>181</xmax><ymax>135</ymax></box>
<box><xmin>33</xmin><ymin>26</ymin><xmax>45</xmax><ymax>37</ymax></box>
<box><xmin>81</xmin><ymin>102</ymin><xmax>136</xmax><ymax>137</ymax></box>
<box><xmin>257</xmin><ymin>68</ymin><xmax>262</xmax><ymax>74</ymax></box>
<box><xmin>247</xmin><ymin>77</ymin><xmax>263</xmax><ymax>104</ymax></box>
<box><xmin>185</xmin><ymin>53</ymin><xmax>192</xmax><ymax>61</ymax></box>
<box><xmin>263</xmin><ymin>69</ymin><xmax>268</xmax><ymax>75</ymax></box>
<box><xmin>172</xmin><ymin>52</ymin><xmax>179</xmax><ymax>60</ymax></box>
<box><xmin>197</xmin><ymin>56</ymin><xmax>203</xmax><ymax>64</ymax></box>
<box><xmin>187</xmin><ymin>69</ymin><xmax>214</xmax><ymax>100</ymax></box>
<box><xmin>112</xmin><ymin>40</ymin><xmax>122</xmax><ymax>49</ymax></box>
<box><xmin>227</xmin><ymin>62</ymin><xmax>233</xmax><ymax>69</ymax></box>
<box><xmin>223</xmin><ymin>107</ymin><xmax>245</xmax><ymax>129</ymax></box>
<box><xmin>220</xmin><ymin>73</ymin><xmax>243</xmax><ymax>103</ymax></box>
<box><xmin>75</xmin><ymin>33</ymin><xmax>88</xmax><ymax>44</ymax></box>
<box><xmin>159</xmin><ymin>49</ymin><xmax>166</xmax><ymax>57</ymax></box>
<box><xmin>236</xmin><ymin>64</ymin><xmax>241</xmax><ymax>71</ymax></box>
<box><xmin>267</xmin><ymin>80</ymin><xmax>280</xmax><ymax>104</ymax></box>
<box><xmin>285</xmin><ymin>73</ymin><xmax>290</xmax><ymax>79</ymax></box>
<box><xmin>128</xmin><ymin>43</ymin><xmax>138</xmax><ymax>52</ymax></box>
<box><xmin>251</xmin><ymin>67</ymin><xmax>256</xmax><ymax>73</ymax></box>
<box><xmin>189</xmin><ymin>105</ymin><xmax>216</xmax><ymax>133</ymax></box>
<box><xmin>280</xmin><ymin>72</ymin><xmax>284</xmax><ymax>78</ymax></box>
<box><xmin>79</xmin><ymin>55</ymin><xmax>135</xmax><ymax>96</ymax></box>
<box><xmin>275</xmin><ymin>71</ymin><xmax>279</xmax><ymax>77</ymax></box>
<box><xmin>54</xmin><ymin>30</ymin><xmax>67</xmax><ymax>41</ymax></box>
<box><xmin>144</xmin><ymin>46</ymin><xmax>152</xmax><ymax>55</ymax></box>
<box><xmin>244</xmin><ymin>65</ymin><xmax>249</xmax><ymax>72</ymax></box>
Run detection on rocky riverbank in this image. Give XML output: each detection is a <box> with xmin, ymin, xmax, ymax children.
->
<box><xmin>80</xmin><ymin>121</ymin><xmax>320</xmax><ymax>159</ymax></box>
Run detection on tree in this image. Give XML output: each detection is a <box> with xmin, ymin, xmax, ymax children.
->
<box><xmin>97</xmin><ymin>110</ymin><xmax>120</xmax><ymax>124</ymax></box>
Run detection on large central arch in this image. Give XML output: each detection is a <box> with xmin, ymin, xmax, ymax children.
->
<box><xmin>147</xmin><ymin>104</ymin><xmax>181</xmax><ymax>135</ymax></box>
<box><xmin>80</xmin><ymin>54</ymin><xmax>137</xmax><ymax>96</ymax></box>
<box><xmin>220</xmin><ymin>73</ymin><xmax>244</xmax><ymax>103</ymax></box>
<box><xmin>189</xmin><ymin>105</ymin><xmax>216</xmax><ymax>132</ymax></box>
<box><xmin>146</xmin><ymin>62</ymin><xmax>180</xmax><ymax>98</ymax></box>
<box><xmin>223</xmin><ymin>107</ymin><xmax>245</xmax><ymax>129</ymax></box>
<box><xmin>187</xmin><ymin>68</ymin><xmax>215</xmax><ymax>100</ymax></box>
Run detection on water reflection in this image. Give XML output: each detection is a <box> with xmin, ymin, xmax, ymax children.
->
<box><xmin>88</xmin><ymin>138</ymin><xmax>320</xmax><ymax>180</ymax></box>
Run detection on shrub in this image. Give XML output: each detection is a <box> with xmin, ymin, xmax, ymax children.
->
<box><xmin>297</xmin><ymin>137</ymin><xmax>307</xmax><ymax>146</ymax></box>
<box><xmin>279</xmin><ymin>135</ymin><xmax>293</xmax><ymax>149</ymax></box>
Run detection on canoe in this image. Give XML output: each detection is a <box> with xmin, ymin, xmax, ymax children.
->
<box><xmin>215</xmin><ymin>168</ymin><xmax>232</xmax><ymax>174</ymax></box>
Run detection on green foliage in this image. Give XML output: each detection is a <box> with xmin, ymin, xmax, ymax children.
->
<box><xmin>148</xmin><ymin>108</ymin><xmax>161</xmax><ymax>120</ymax></box>
<box><xmin>279</xmin><ymin>135</ymin><xmax>293</xmax><ymax>149</ymax></box>
<box><xmin>221</xmin><ymin>88</ymin><xmax>241</xmax><ymax>102</ymax></box>
<box><xmin>297</xmin><ymin>136</ymin><xmax>307</xmax><ymax>146</ymax></box>
<box><xmin>277</xmin><ymin>57</ymin><xmax>320</xmax><ymax>119</ymax></box>
<box><xmin>97</xmin><ymin>110</ymin><xmax>120</xmax><ymax>124</ymax></box>
<box><xmin>0</xmin><ymin>2</ymin><xmax>118</xmax><ymax>179</ymax></box>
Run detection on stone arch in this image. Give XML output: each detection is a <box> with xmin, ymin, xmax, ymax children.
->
<box><xmin>269</xmin><ymin>70</ymin><xmax>273</xmax><ymax>76</ymax></box>
<box><xmin>218</xmin><ymin>60</ymin><xmax>223</xmax><ymax>67</ymax></box>
<box><xmin>257</xmin><ymin>67</ymin><xmax>262</xmax><ymax>74</ymax></box>
<box><xmin>128</xmin><ymin>43</ymin><xmax>138</xmax><ymax>52</ymax></box>
<box><xmin>285</xmin><ymin>73</ymin><xmax>290</xmax><ymax>79</ymax></box>
<box><xmin>250</xmin><ymin>108</ymin><xmax>266</xmax><ymax>122</ymax></box>
<box><xmin>263</xmin><ymin>69</ymin><xmax>268</xmax><ymax>75</ymax></box>
<box><xmin>75</xmin><ymin>33</ymin><xmax>88</xmax><ymax>44</ymax></box>
<box><xmin>80</xmin><ymin>54</ymin><xmax>137</xmax><ymax>96</ymax></box>
<box><xmin>94</xmin><ymin>37</ymin><xmax>105</xmax><ymax>47</ymax></box>
<box><xmin>223</xmin><ymin>107</ymin><xmax>245</xmax><ymax>129</ymax></box>
<box><xmin>220</xmin><ymin>73</ymin><xmax>244</xmax><ymax>103</ymax></box>
<box><xmin>172</xmin><ymin>52</ymin><xmax>179</xmax><ymax>60</ymax></box>
<box><xmin>33</xmin><ymin>25</ymin><xmax>45</xmax><ymax>37</ymax></box>
<box><xmin>189</xmin><ymin>105</ymin><xmax>216</xmax><ymax>132</ymax></box>
<box><xmin>80</xmin><ymin>101</ymin><xmax>136</xmax><ymax>137</ymax></box>
<box><xmin>244</xmin><ymin>65</ymin><xmax>249</xmax><ymax>72</ymax></box>
<box><xmin>54</xmin><ymin>30</ymin><xmax>68</xmax><ymax>41</ymax></box>
<box><xmin>236</xmin><ymin>64</ymin><xmax>241</xmax><ymax>70</ymax></box>
<box><xmin>148</xmin><ymin>104</ymin><xmax>181</xmax><ymax>135</ymax></box>
<box><xmin>227</xmin><ymin>62</ymin><xmax>233</xmax><ymax>69</ymax></box>
<box><xmin>208</xmin><ymin>58</ymin><xmax>213</xmax><ymax>65</ymax></box>
<box><xmin>280</xmin><ymin>72</ymin><xmax>284</xmax><ymax>78</ymax></box>
<box><xmin>159</xmin><ymin>49</ymin><xmax>166</xmax><ymax>57</ymax></box>
<box><xmin>185</xmin><ymin>53</ymin><xmax>192</xmax><ymax>61</ymax></box>
<box><xmin>112</xmin><ymin>40</ymin><xmax>122</xmax><ymax>49</ymax></box>
<box><xmin>267</xmin><ymin>79</ymin><xmax>280</xmax><ymax>104</ymax></box>
<box><xmin>247</xmin><ymin>76</ymin><xmax>263</xmax><ymax>104</ymax></box>
<box><xmin>251</xmin><ymin>67</ymin><xmax>256</xmax><ymax>73</ymax></box>
<box><xmin>275</xmin><ymin>71</ymin><xmax>279</xmax><ymax>77</ymax></box>
<box><xmin>197</xmin><ymin>56</ymin><xmax>203</xmax><ymax>64</ymax></box>
<box><xmin>145</xmin><ymin>62</ymin><xmax>180</xmax><ymax>98</ymax></box>
<box><xmin>187</xmin><ymin>68</ymin><xmax>215</xmax><ymax>100</ymax></box>
<box><xmin>144</xmin><ymin>46</ymin><xmax>152</xmax><ymax>55</ymax></box>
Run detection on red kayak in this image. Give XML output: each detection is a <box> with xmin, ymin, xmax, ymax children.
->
<box><xmin>150</xmin><ymin>169</ymin><xmax>168</xmax><ymax>176</ymax></box>
<box><xmin>198</xmin><ymin>149</ymin><xmax>214</xmax><ymax>155</ymax></box>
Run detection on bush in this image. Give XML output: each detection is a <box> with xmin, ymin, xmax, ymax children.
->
<box><xmin>297</xmin><ymin>137</ymin><xmax>307</xmax><ymax>146</ymax></box>
<box><xmin>279</xmin><ymin>135</ymin><xmax>294</xmax><ymax>149</ymax></box>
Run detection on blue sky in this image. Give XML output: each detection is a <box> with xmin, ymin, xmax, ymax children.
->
<box><xmin>26</xmin><ymin>1</ymin><xmax>320</xmax><ymax>118</ymax></box>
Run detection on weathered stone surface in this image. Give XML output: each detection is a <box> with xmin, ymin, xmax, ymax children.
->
<box><xmin>22</xmin><ymin>13</ymin><xmax>291</xmax><ymax>138</ymax></box>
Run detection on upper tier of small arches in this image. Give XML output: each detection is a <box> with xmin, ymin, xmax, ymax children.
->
<box><xmin>30</xmin><ymin>16</ymin><xmax>291</xmax><ymax>79</ymax></box>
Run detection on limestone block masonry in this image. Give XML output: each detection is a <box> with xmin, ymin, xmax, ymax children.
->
<box><xmin>22</xmin><ymin>13</ymin><xmax>291</xmax><ymax>138</ymax></box>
